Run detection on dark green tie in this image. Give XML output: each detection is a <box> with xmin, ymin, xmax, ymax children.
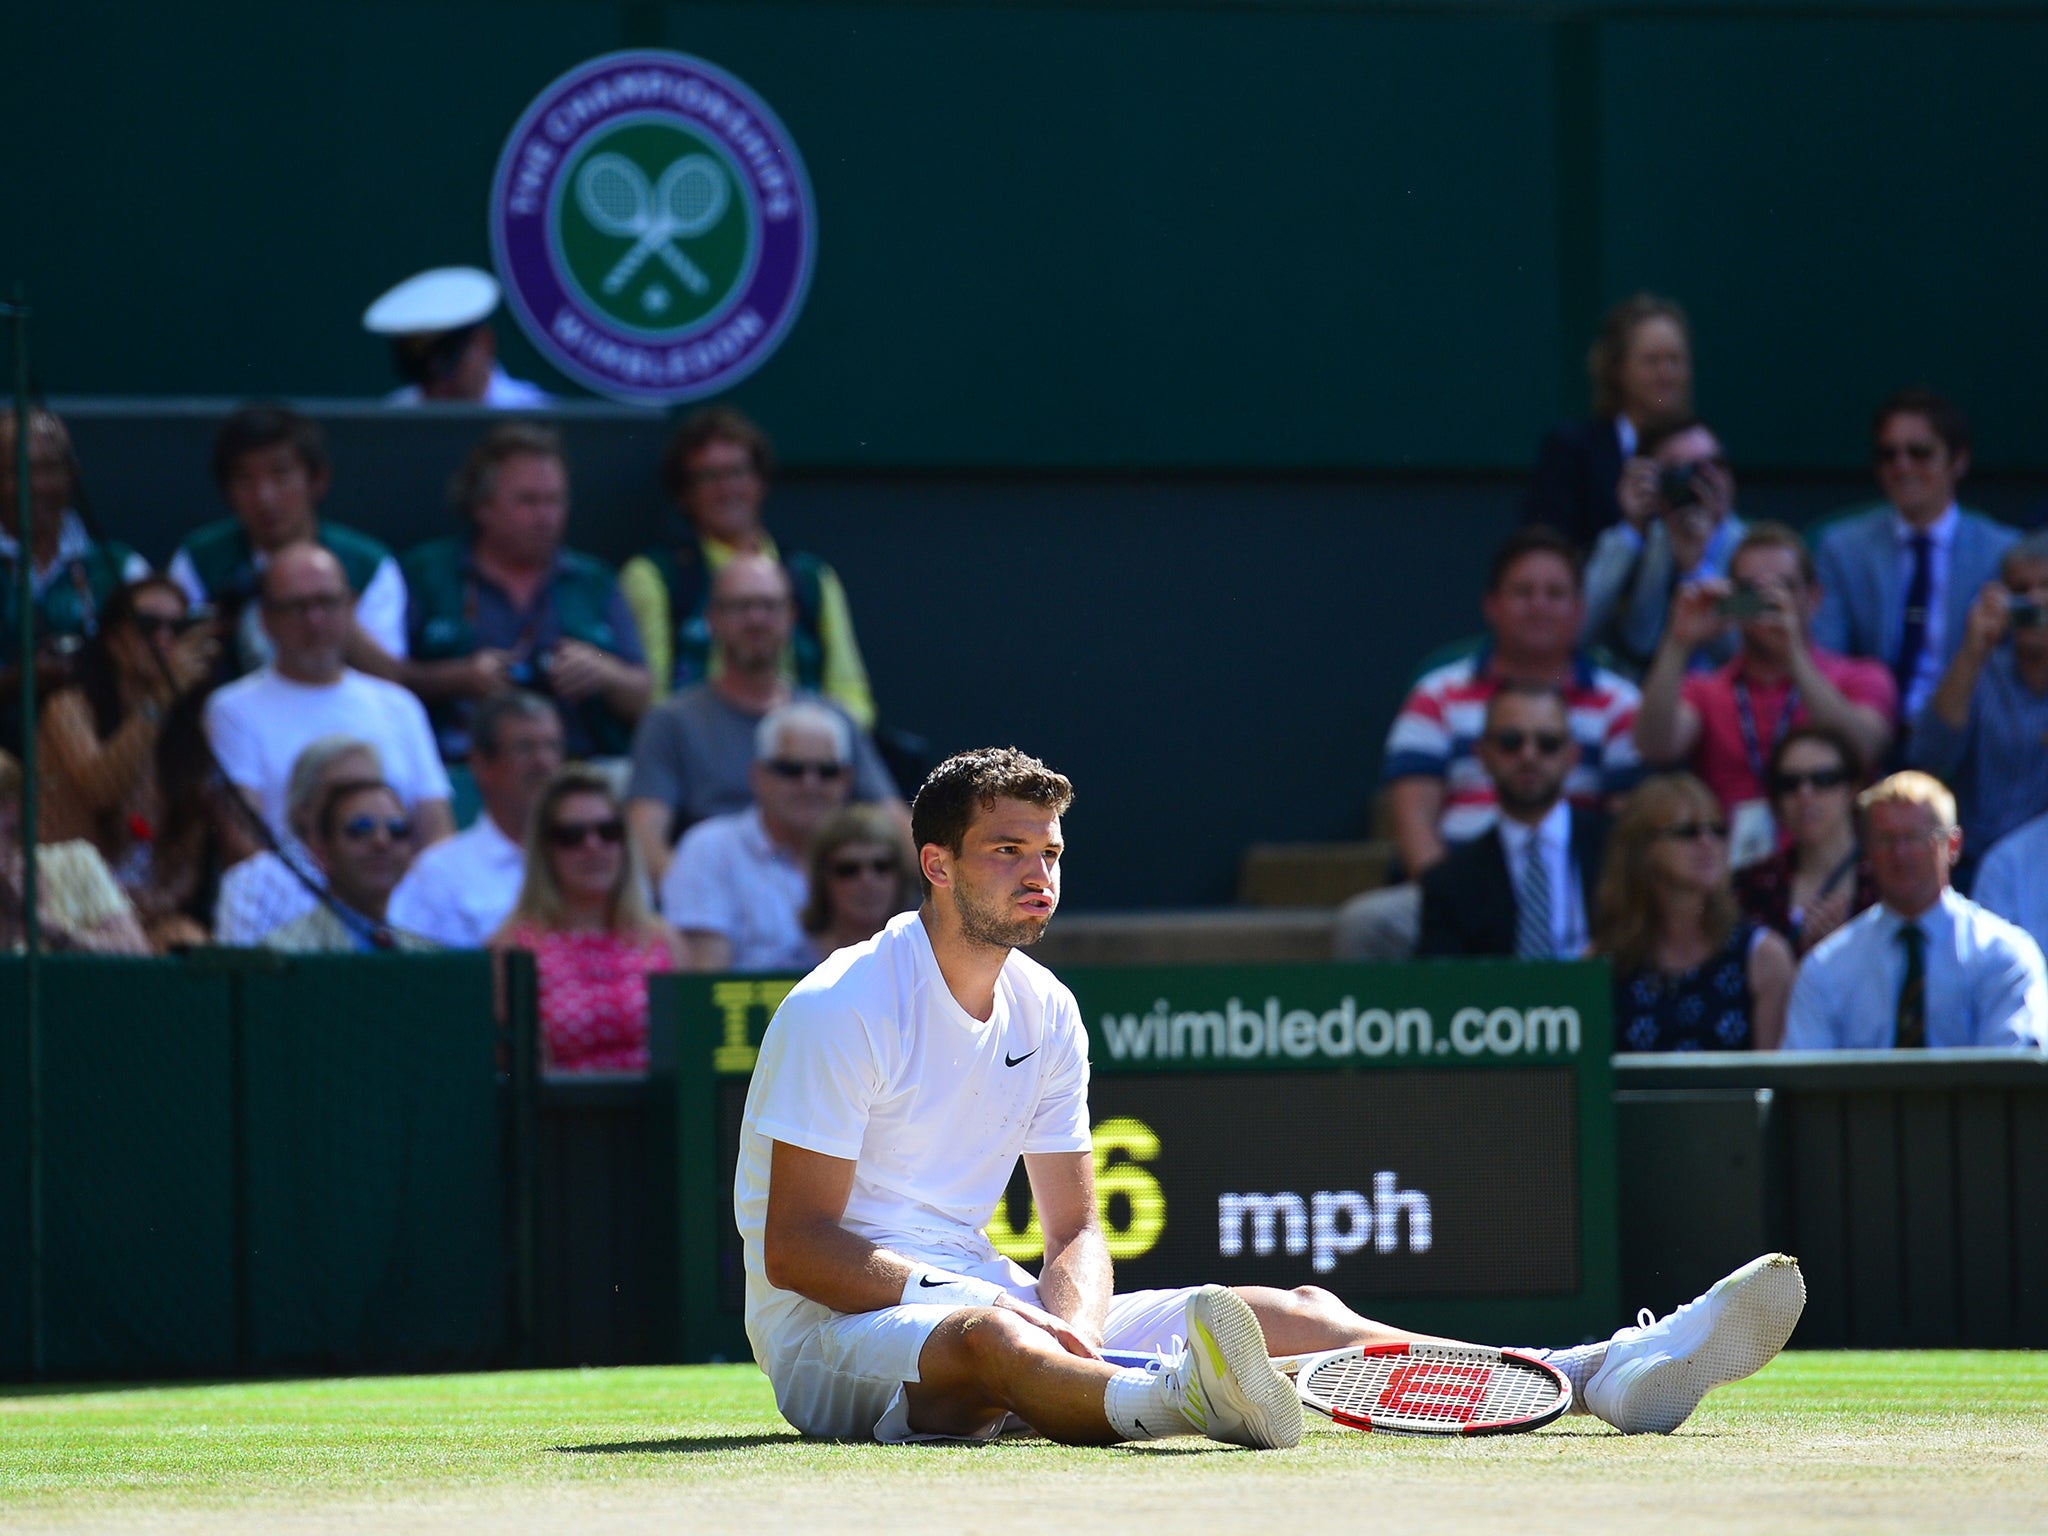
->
<box><xmin>1895</xmin><ymin>923</ymin><xmax>1927</xmax><ymax>1049</ymax></box>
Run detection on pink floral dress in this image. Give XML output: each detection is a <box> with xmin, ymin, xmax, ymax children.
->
<box><xmin>503</xmin><ymin>923</ymin><xmax>673</xmax><ymax>1073</ymax></box>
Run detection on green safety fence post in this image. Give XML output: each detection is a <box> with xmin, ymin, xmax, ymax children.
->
<box><xmin>5</xmin><ymin>286</ymin><xmax>45</xmax><ymax>1380</ymax></box>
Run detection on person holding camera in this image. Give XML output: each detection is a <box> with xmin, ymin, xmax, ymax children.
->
<box><xmin>1907</xmin><ymin>531</ymin><xmax>2048</xmax><ymax>887</ymax></box>
<box><xmin>401</xmin><ymin>423</ymin><xmax>650</xmax><ymax>762</ymax></box>
<box><xmin>37</xmin><ymin>576</ymin><xmax>234</xmax><ymax>948</ymax></box>
<box><xmin>1633</xmin><ymin>524</ymin><xmax>1896</xmax><ymax>866</ymax></box>
<box><xmin>1583</xmin><ymin>416</ymin><xmax>1747</xmax><ymax>675</ymax></box>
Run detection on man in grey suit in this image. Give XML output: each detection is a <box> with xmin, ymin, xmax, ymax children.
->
<box><xmin>1810</xmin><ymin>389</ymin><xmax>2018</xmax><ymax>734</ymax></box>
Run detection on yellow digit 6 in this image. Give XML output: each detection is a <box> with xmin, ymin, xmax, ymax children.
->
<box><xmin>1092</xmin><ymin>1117</ymin><xmax>1165</xmax><ymax>1260</ymax></box>
<box><xmin>985</xmin><ymin>1116</ymin><xmax>1166</xmax><ymax>1262</ymax></box>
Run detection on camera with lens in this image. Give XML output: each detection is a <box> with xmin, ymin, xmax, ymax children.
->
<box><xmin>1657</xmin><ymin>460</ymin><xmax>1704</xmax><ymax>511</ymax></box>
<box><xmin>2009</xmin><ymin>597</ymin><xmax>2048</xmax><ymax>629</ymax></box>
<box><xmin>507</xmin><ymin>647</ymin><xmax>556</xmax><ymax>692</ymax></box>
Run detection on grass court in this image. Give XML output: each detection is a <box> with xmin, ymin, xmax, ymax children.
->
<box><xmin>4</xmin><ymin>1352</ymin><xmax>2045</xmax><ymax>1534</ymax></box>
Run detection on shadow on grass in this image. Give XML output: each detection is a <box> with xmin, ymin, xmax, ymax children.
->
<box><xmin>555</xmin><ymin>1433</ymin><xmax>808</xmax><ymax>1454</ymax></box>
<box><xmin>555</xmin><ymin>1432</ymin><xmax>1239</xmax><ymax>1456</ymax></box>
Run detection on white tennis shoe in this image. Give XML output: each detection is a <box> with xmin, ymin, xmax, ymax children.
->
<box><xmin>1160</xmin><ymin>1285</ymin><xmax>1303</xmax><ymax>1450</ymax></box>
<box><xmin>1583</xmin><ymin>1252</ymin><xmax>1806</xmax><ymax>1434</ymax></box>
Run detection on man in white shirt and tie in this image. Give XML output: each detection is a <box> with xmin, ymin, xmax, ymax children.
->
<box><xmin>388</xmin><ymin>691</ymin><xmax>564</xmax><ymax>946</ymax></box>
<box><xmin>1416</xmin><ymin>684</ymin><xmax>1609</xmax><ymax>958</ymax></box>
<box><xmin>1786</xmin><ymin>772</ymin><xmax>2047</xmax><ymax>1049</ymax></box>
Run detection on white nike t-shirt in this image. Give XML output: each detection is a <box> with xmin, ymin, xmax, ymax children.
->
<box><xmin>735</xmin><ymin>909</ymin><xmax>1093</xmax><ymax>1370</ymax></box>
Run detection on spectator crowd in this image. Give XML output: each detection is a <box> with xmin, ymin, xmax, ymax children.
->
<box><xmin>0</xmin><ymin>402</ymin><xmax>914</xmax><ymax>1073</ymax></box>
<box><xmin>1354</xmin><ymin>293</ymin><xmax>2048</xmax><ymax>1052</ymax></box>
<box><xmin>3</xmin><ymin>290</ymin><xmax>2046</xmax><ymax>1063</ymax></box>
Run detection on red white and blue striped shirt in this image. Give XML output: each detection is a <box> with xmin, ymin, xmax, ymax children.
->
<box><xmin>1382</xmin><ymin>641</ymin><xmax>1644</xmax><ymax>846</ymax></box>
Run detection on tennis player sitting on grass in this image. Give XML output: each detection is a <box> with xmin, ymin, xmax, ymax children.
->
<box><xmin>736</xmin><ymin>747</ymin><xmax>1805</xmax><ymax>1448</ymax></box>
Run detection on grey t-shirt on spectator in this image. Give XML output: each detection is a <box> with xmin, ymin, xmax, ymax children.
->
<box><xmin>625</xmin><ymin>684</ymin><xmax>895</xmax><ymax>836</ymax></box>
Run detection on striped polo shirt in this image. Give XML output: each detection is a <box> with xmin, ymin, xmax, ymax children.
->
<box><xmin>1382</xmin><ymin>641</ymin><xmax>1644</xmax><ymax>846</ymax></box>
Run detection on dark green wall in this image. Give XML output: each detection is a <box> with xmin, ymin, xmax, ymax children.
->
<box><xmin>10</xmin><ymin>2</ymin><xmax>2048</xmax><ymax>468</ymax></box>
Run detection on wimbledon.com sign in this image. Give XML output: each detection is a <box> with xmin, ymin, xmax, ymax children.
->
<box><xmin>1069</xmin><ymin>961</ymin><xmax>1604</xmax><ymax>1069</ymax></box>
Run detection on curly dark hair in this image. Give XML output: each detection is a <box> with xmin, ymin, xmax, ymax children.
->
<box><xmin>909</xmin><ymin>747</ymin><xmax>1074</xmax><ymax>896</ymax></box>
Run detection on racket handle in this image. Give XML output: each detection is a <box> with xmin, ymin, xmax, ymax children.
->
<box><xmin>602</xmin><ymin>238</ymin><xmax>660</xmax><ymax>295</ymax></box>
<box><xmin>658</xmin><ymin>243</ymin><xmax>711</xmax><ymax>295</ymax></box>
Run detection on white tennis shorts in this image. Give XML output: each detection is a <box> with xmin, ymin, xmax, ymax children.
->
<box><xmin>765</xmin><ymin>1252</ymin><xmax>1203</xmax><ymax>1443</ymax></box>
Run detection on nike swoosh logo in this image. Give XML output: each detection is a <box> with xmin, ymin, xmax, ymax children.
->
<box><xmin>1005</xmin><ymin>1048</ymin><xmax>1040</xmax><ymax>1067</ymax></box>
<box><xmin>1133</xmin><ymin>1417</ymin><xmax>1148</xmax><ymax>1435</ymax></box>
<box><xmin>917</xmin><ymin>1275</ymin><xmax>947</xmax><ymax>1288</ymax></box>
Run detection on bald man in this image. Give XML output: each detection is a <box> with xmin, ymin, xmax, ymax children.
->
<box><xmin>205</xmin><ymin>543</ymin><xmax>454</xmax><ymax>848</ymax></box>
<box><xmin>627</xmin><ymin>554</ymin><xmax>902</xmax><ymax>884</ymax></box>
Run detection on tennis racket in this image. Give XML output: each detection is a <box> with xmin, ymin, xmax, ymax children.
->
<box><xmin>575</xmin><ymin>153</ymin><xmax>729</xmax><ymax>296</ymax></box>
<box><xmin>1295</xmin><ymin>1343</ymin><xmax>1570</xmax><ymax>1436</ymax></box>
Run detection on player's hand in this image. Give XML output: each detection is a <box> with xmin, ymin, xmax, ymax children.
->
<box><xmin>545</xmin><ymin>638</ymin><xmax>614</xmax><ymax>701</ymax></box>
<box><xmin>994</xmin><ymin>1294</ymin><xmax>1103</xmax><ymax>1360</ymax></box>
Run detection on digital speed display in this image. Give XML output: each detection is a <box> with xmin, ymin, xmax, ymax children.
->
<box><xmin>989</xmin><ymin>1071</ymin><xmax>1580</xmax><ymax>1297</ymax></box>
<box><xmin>674</xmin><ymin>960</ymin><xmax>1617</xmax><ymax>1355</ymax></box>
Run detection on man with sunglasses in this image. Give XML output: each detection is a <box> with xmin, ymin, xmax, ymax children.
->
<box><xmin>662</xmin><ymin>701</ymin><xmax>858</xmax><ymax>971</ymax></box>
<box><xmin>1635</xmin><ymin>522</ymin><xmax>1894</xmax><ymax>865</ymax></box>
<box><xmin>266</xmin><ymin>780</ymin><xmax>431</xmax><ymax>952</ymax></box>
<box><xmin>1418</xmin><ymin>684</ymin><xmax>1608</xmax><ymax>958</ymax></box>
<box><xmin>1786</xmin><ymin>773</ymin><xmax>2046</xmax><ymax>1050</ymax></box>
<box><xmin>1811</xmin><ymin>390</ymin><xmax>2018</xmax><ymax>732</ymax></box>
<box><xmin>1908</xmin><ymin>531</ymin><xmax>2048</xmax><ymax>889</ymax></box>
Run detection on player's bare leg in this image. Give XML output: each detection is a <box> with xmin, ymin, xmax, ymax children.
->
<box><xmin>906</xmin><ymin>1307</ymin><xmax>1122</xmax><ymax>1444</ymax></box>
<box><xmin>907</xmin><ymin>1288</ymin><xmax>1303</xmax><ymax>1449</ymax></box>
<box><xmin>1236</xmin><ymin>1285</ymin><xmax>1468</xmax><ymax>1354</ymax></box>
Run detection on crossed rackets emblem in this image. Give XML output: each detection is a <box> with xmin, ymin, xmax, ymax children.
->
<box><xmin>574</xmin><ymin>152</ymin><xmax>730</xmax><ymax>298</ymax></box>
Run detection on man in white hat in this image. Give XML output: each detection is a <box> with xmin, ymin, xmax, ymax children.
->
<box><xmin>363</xmin><ymin>267</ymin><xmax>551</xmax><ymax>408</ymax></box>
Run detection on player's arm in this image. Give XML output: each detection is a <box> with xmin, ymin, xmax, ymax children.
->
<box><xmin>761</xmin><ymin>1139</ymin><xmax>1099</xmax><ymax>1356</ymax></box>
<box><xmin>1025</xmin><ymin>1149</ymin><xmax>1111</xmax><ymax>1350</ymax></box>
<box><xmin>761</xmin><ymin>1139</ymin><xmax>915</xmax><ymax>1314</ymax></box>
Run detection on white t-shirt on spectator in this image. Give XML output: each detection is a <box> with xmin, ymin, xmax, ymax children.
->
<box><xmin>204</xmin><ymin>665</ymin><xmax>451</xmax><ymax>840</ymax></box>
<box><xmin>387</xmin><ymin>813</ymin><xmax>526</xmax><ymax>947</ymax></box>
<box><xmin>660</xmin><ymin>807</ymin><xmax>816</xmax><ymax>971</ymax></box>
<box><xmin>734</xmin><ymin>910</ymin><xmax>1093</xmax><ymax>1369</ymax></box>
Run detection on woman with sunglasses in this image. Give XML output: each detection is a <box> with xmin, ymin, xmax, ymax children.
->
<box><xmin>799</xmin><ymin>803</ymin><xmax>918</xmax><ymax>962</ymax></box>
<box><xmin>37</xmin><ymin>576</ymin><xmax>234</xmax><ymax>948</ymax></box>
<box><xmin>494</xmin><ymin>765</ymin><xmax>685</xmax><ymax>1074</ymax></box>
<box><xmin>1735</xmin><ymin>725</ymin><xmax>1878</xmax><ymax>954</ymax></box>
<box><xmin>1593</xmin><ymin>773</ymin><xmax>1794</xmax><ymax>1051</ymax></box>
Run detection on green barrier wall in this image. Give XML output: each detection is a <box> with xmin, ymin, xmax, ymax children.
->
<box><xmin>9</xmin><ymin>3</ymin><xmax>2048</xmax><ymax>470</ymax></box>
<box><xmin>0</xmin><ymin>953</ymin><xmax>513</xmax><ymax>1380</ymax></box>
<box><xmin>665</xmin><ymin>960</ymin><xmax>1620</xmax><ymax>1363</ymax></box>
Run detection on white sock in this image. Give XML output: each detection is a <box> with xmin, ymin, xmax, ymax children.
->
<box><xmin>1523</xmin><ymin>1342</ymin><xmax>1608</xmax><ymax>1414</ymax></box>
<box><xmin>1102</xmin><ymin>1365</ymin><xmax>1197</xmax><ymax>1441</ymax></box>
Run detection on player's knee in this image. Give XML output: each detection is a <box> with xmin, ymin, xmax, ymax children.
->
<box><xmin>954</xmin><ymin>1307</ymin><xmax>1047</xmax><ymax>1379</ymax></box>
<box><xmin>1288</xmin><ymin>1284</ymin><xmax>1343</xmax><ymax>1313</ymax></box>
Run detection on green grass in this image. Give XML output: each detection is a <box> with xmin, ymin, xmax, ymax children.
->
<box><xmin>4</xmin><ymin>1354</ymin><xmax>2047</xmax><ymax>1533</ymax></box>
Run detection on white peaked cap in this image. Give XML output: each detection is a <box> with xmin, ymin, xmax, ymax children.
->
<box><xmin>362</xmin><ymin>267</ymin><xmax>502</xmax><ymax>336</ymax></box>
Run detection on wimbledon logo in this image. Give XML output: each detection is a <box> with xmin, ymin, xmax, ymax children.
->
<box><xmin>490</xmin><ymin>50</ymin><xmax>816</xmax><ymax>403</ymax></box>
